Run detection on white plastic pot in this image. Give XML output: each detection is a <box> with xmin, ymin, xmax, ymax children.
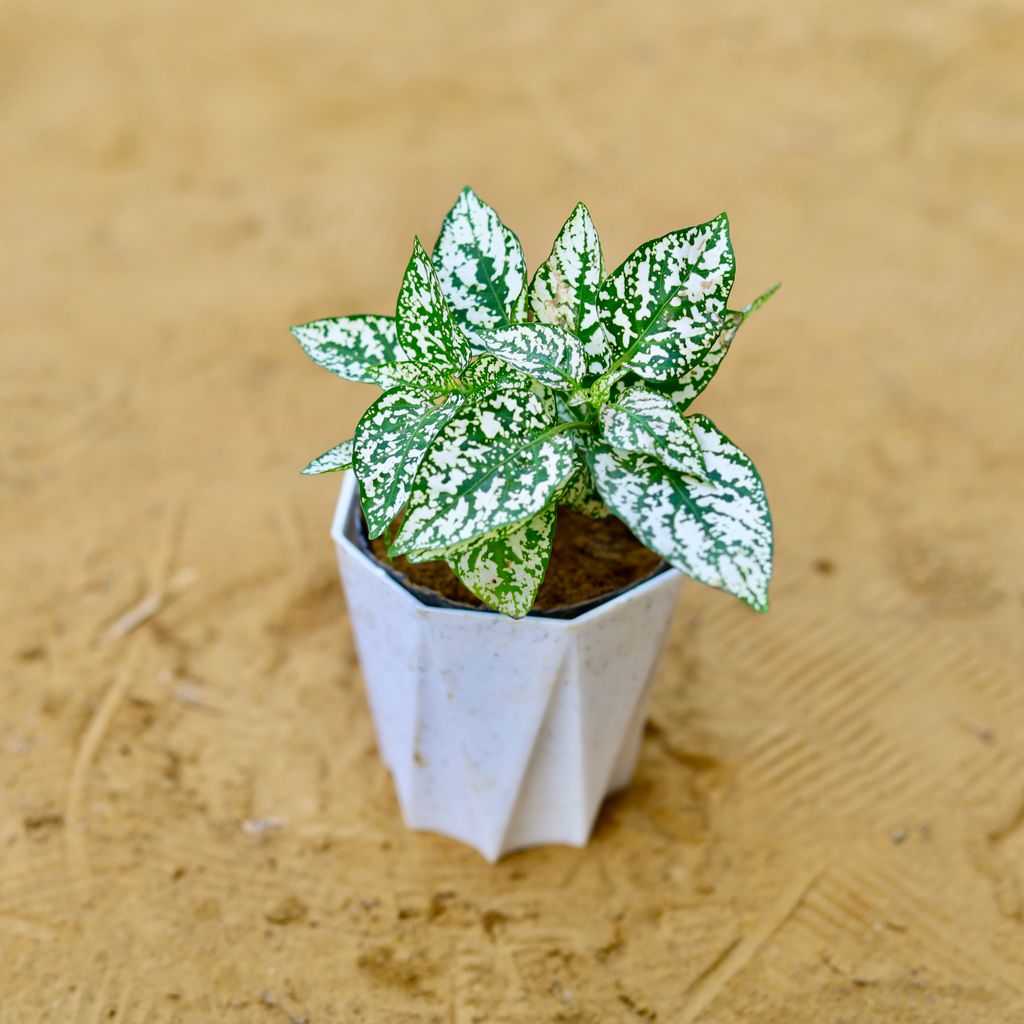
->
<box><xmin>331</xmin><ymin>473</ymin><xmax>682</xmax><ymax>861</ymax></box>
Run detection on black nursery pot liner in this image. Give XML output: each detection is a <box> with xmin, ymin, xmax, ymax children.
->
<box><xmin>346</xmin><ymin>501</ymin><xmax>670</xmax><ymax>621</ymax></box>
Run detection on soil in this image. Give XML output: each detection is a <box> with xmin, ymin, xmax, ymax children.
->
<box><xmin>368</xmin><ymin>508</ymin><xmax>665</xmax><ymax>612</ymax></box>
<box><xmin>4</xmin><ymin>1</ymin><xmax>1024</xmax><ymax>1021</ymax></box>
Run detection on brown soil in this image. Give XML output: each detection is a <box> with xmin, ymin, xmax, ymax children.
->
<box><xmin>5</xmin><ymin>2</ymin><xmax>1024</xmax><ymax>1021</ymax></box>
<box><xmin>368</xmin><ymin>508</ymin><xmax>664</xmax><ymax>612</ymax></box>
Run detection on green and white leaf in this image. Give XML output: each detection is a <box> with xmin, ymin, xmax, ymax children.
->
<box><xmin>554</xmin><ymin>395</ymin><xmax>611</xmax><ymax>518</ymax></box>
<box><xmin>475</xmin><ymin>324</ymin><xmax>586</xmax><ymax>393</ymax></box>
<box><xmin>443</xmin><ymin>504</ymin><xmax>558</xmax><ymax>619</ymax></box>
<box><xmin>460</xmin><ymin>353</ymin><xmax>520</xmax><ymax>396</ymax></box>
<box><xmin>587</xmin><ymin>363</ymin><xmax>630</xmax><ymax>407</ymax></box>
<box><xmin>588</xmin><ymin>415</ymin><xmax>772</xmax><ymax>610</ymax></box>
<box><xmin>291</xmin><ymin>315</ymin><xmax>406</xmax><ymax>383</ymax></box>
<box><xmin>597</xmin><ymin>213</ymin><xmax>735</xmax><ymax>382</ymax></box>
<box><xmin>560</xmin><ymin>463</ymin><xmax>610</xmax><ymax>519</ymax></box>
<box><xmin>600</xmin><ymin>385</ymin><xmax>706</xmax><ymax>478</ymax></box>
<box><xmin>528</xmin><ymin>202</ymin><xmax>613</xmax><ymax>375</ymax></box>
<box><xmin>509</xmin><ymin>279</ymin><xmax>532</xmax><ymax>323</ymax></box>
<box><xmin>432</xmin><ymin>186</ymin><xmax>526</xmax><ymax>339</ymax></box>
<box><xmin>554</xmin><ymin>392</ymin><xmax>580</xmax><ymax>425</ymax></box>
<box><xmin>364</xmin><ymin>359</ymin><xmax>453</xmax><ymax>393</ymax></box>
<box><xmin>353</xmin><ymin>389</ymin><xmax>463</xmax><ymax>539</ymax></box>
<box><xmin>300</xmin><ymin>439</ymin><xmax>353</xmax><ymax>475</ymax></box>
<box><xmin>650</xmin><ymin>311</ymin><xmax>743</xmax><ymax>408</ymax></box>
<box><xmin>391</xmin><ymin>382</ymin><xmax>578</xmax><ymax>555</ymax></box>
<box><xmin>653</xmin><ymin>283</ymin><xmax>780</xmax><ymax>408</ymax></box>
<box><xmin>396</xmin><ymin>238</ymin><xmax>472</xmax><ymax>372</ymax></box>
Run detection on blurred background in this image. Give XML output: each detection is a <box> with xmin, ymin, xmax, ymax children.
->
<box><xmin>3</xmin><ymin>0</ymin><xmax>1023</xmax><ymax>1019</ymax></box>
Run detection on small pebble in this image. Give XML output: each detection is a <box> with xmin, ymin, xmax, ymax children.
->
<box><xmin>242</xmin><ymin>817</ymin><xmax>287</xmax><ymax>836</ymax></box>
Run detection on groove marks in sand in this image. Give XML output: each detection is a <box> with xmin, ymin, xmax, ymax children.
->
<box><xmin>743</xmin><ymin>860</ymin><xmax>1024</xmax><ymax>1017</ymax></box>
<box><xmin>701</xmin><ymin>596</ymin><xmax>1022</xmax><ymax>831</ymax></box>
<box><xmin>677</xmin><ymin>594</ymin><xmax>1024</xmax><ymax>1013</ymax></box>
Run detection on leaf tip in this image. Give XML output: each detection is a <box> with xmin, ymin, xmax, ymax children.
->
<box><xmin>742</xmin><ymin>282</ymin><xmax>782</xmax><ymax>316</ymax></box>
<box><xmin>745</xmin><ymin>582</ymin><xmax>771</xmax><ymax>613</ymax></box>
<box><xmin>365</xmin><ymin>522</ymin><xmax>388</xmax><ymax>542</ymax></box>
<box><xmin>455</xmin><ymin>185</ymin><xmax>486</xmax><ymax>212</ymax></box>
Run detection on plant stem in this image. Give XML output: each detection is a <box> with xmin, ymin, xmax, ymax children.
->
<box><xmin>546</xmin><ymin>419</ymin><xmax>595</xmax><ymax>438</ymax></box>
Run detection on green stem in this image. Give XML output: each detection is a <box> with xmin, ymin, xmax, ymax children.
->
<box><xmin>546</xmin><ymin>419</ymin><xmax>595</xmax><ymax>438</ymax></box>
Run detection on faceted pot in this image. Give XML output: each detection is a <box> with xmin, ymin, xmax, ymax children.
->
<box><xmin>331</xmin><ymin>473</ymin><xmax>682</xmax><ymax>862</ymax></box>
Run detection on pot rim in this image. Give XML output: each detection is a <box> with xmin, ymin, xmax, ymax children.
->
<box><xmin>332</xmin><ymin>472</ymin><xmax>681</xmax><ymax>628</ymax></box>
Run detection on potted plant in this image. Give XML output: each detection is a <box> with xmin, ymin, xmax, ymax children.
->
<box><xmin>292</xmin><ymin>188</ymin><xmax>776</xmax><ymax>861</ymax></box>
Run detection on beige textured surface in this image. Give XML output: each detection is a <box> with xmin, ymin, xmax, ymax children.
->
<box><xmin>3</xmin><ymin>0</ymin><xmax>1024</xmax><ymax>1019</ymax></box>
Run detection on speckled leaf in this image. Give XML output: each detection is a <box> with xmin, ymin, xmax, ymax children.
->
<box><xmin>588</xmin><ymin>363</ymin><xmax>630</xmax><ymax>406</ymax></box>
<box><xmin>432</xmin><ymin>187</ymin><xmax>526</xmax><ymax>339</ymax></box>
<box><xmin>589</xmin><ymin>415</ymin><xmax>771</xmax><ymax>610</ymax></box>
<box><xmin>475</xmin><ymin>325</ymin><xmax>586</xmax><ymax>393</ymax></box>
<box><xmin>291</xmin><ymin>315</ymin><xmax>405</xmax><ymax>383</ymax></box>
<box><xmin>300</xmin><ymin>439</ymin><xmax>353</xmax><ymax>475</ymax></box>
<box><xmin>461</xmin><ymin>353</ymin><xmax>520</xmax><ymax>396</ymax></box>
<box><xmin>600</xmin><ymin>385</ymin><xmax>706</xmax><ymax>478</ymax></box>
<box><xmin>353</xmin><ymin>389</ymin><xmax>463</xmax><ymax>538</ymax></box>
<box><xmin>392</xmin><ymin>382</ymin><xmax>579</xmax><ymax>555</ymax></box>
<box><xmin>528</xmin><ymin>202</ymin><xmax>613</xmax><ymax>375</ymax></box>
<box><xmin>650</xmin><ymin>311</ymin><xmax>743</xmax><ymax>409</ymax></box>
<box><xmin>443</xmin><ymin>504</ymin><xmax>558</xmax><ymax>618</ymax></box>
<box><xmin>397</xmin><ymin>238</ymin><xmax>472</xmax><ymax>372</ymax></box>
<box><xmin>597</xmin><ymin>213</ymin><xmax>734</xmax><ymax>382</ymax></box>
<box><xmin>560</xmin><ymin>463</ymin><xmax>611</xmax><ymax>519</ymax></box>
<box><xmin>554</xmin><ymin>392</ymin><xmax>580</xmax><ymax>424</ymax></box>
<box><xmin>653</xmin><ymin>283</ymin><xmax>780</xmax><ymax>408</ymax></box>
<box><xmin>364</xmin><ymin>360</ymin><xmax>453</xmax><ymax>393</ymax></box>
<box><xmin>510</xmin><ymin>279</ymin><xmax>531</xmax><ymax>323</ymax></box>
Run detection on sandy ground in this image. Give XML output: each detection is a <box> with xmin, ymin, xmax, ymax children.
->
<box><xmin>3</xmin><ymin>0</ymin><xmax>1024</xmax><ymax>1019</ymax></box>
